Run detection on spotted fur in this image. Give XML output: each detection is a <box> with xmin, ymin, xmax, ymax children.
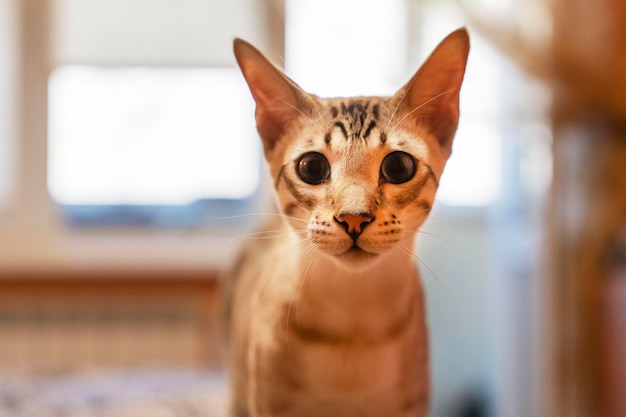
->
<box><xmin>224</xmin><ymin>29</ymin><xmax>470</xmax><ymax>417</ymax></box>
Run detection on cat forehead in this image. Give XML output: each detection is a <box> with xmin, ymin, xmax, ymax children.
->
<box><xmin>288</xmin><ymin>97</ymin><xmax>431</xmax><ymax>158</ymax></box>
<box><xmin>324</xmin><ymin>98</ymin><xmax>386</xmax><ymax>120</ymax></box>
<box><xmin>317</xmin><ymin>98</ymin><xmax>390</xmax><ymax>148</ymax></box>
<box><xmin>320</xmin><ymin>98</ymin><xmax>389</xmax><ymax>140</ymax></box>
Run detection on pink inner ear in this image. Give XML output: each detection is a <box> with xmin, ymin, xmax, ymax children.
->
<box><xmin>255</xmin><ymin>106</ymin><xmax>290</xmax><ymax>150</ymax></box>
<box><xmin>252</xmin><ymin>82</ymin><xmax>313</xmax><ymax>153</ymax></box>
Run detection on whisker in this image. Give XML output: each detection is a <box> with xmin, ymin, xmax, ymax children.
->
<box><xmin>399</xmin><ymin>260</ymin><xmax>420</xmax><ymax>327</ymax></box>
<box><xmin>276</xmin><ymin>97</ymin><xmax>312</xmax><ymax>121</ymax></box>
<box><xmin>399</xmin><ymin>244</ymin><xmax>450</xmax><ymax>297</ymax></box>
<box><xmin>402</xmin><ymin>207</ymin><xmax>434</xmax><ymax>219</ymax></box>
<box><xmin>257</xmin><ymin>238</ymin><xmax>313</xmax><ymax>308</ymax></box>
<box><xmin>297</xmin><ymin>242</ymin><xmax>319</xmax><ymax>294</ymax></box>
<box><xmin>389</xmin><ymin>89</ymin><xmax>456</xmax><ymax>136</ymax></box>
<box><xmin>216</xmin><ymin>212</ymin><xmax>309</xmax><ymax>224</ymax></box>
<box><xmin>286</xmin><ymin>242</ymin><xmax>319</xmax><ymax>339</ymax></box>
<box><xmin>386</xmin><ymin>76</ymin><xmax>418</xmax><ymax>131</ymax></box>
<box><xmin>398</xmin><ymin>225</ymin><xmax>459</xmax><ymax>248</ymax></box>
<box><xmin>416</xmin><ymin>230</ymin><xmax>460</xmax><ymax>249</ymax></box>
<box><xmin>226</xmin><ymin>228</ymin><xmax>308</xmax><ymax>244</ymax></box>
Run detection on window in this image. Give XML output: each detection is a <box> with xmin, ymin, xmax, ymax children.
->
<box><xmin>46</xmin><ymin>0</ymin><xmax>266</xmax><ymax>227</ymax></box>
<box><xmin>48</xmin><ymin>66</ymin><xmax>260</xmax><ymax>226</ymax></box>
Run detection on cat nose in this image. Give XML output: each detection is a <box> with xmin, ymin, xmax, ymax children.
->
<box><xmin>334</xmin><ymin>212</ymin><xmax>374</xmax><ymax>239</ymax></box>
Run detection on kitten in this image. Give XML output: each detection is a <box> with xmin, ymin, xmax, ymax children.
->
<box><xmin>223</xmin><ymin>29</ymin><xmax>470</xmax><ymax>417</ymax></box>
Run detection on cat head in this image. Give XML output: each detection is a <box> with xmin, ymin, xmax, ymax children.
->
<box><xmin>234</xmin><ymin>30</ymin><xmax>470</xmax><ymax>267</ymax></box>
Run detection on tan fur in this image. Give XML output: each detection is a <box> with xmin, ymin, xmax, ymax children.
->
<box><xmin>224</xmin><ymin>29</ymin><xmax>470</xmax><ymax>417</ymax></box>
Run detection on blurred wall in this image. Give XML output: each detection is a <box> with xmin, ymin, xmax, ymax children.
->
<box><xmin>51</xmin><ymin>0</ymin><xmax>269</xmax><ymax>67</ymax></box>
<box><xmin>420</xmin><ymin>215</ymin><xmax>493</xmax><ymax>417</ymax></box>
<box><xmin>0</xmin><ymin>0</ymin><xmax>18</xmax><ymax>209</ymax></box>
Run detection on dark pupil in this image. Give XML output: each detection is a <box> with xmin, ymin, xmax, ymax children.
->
<box><xmin>382</xmin><ymin>152</ymin><xmax>415</xmax><ymax>184</ymax></box>
<box><xmin>386</xmin><ymin>157</ymin><xmax>408</xmax><ymax>177</ymax></box>
<box><xmin>297</xmin><ymin>153</ymin><xmax>329</xmax><ymax>184</ymax></box>
<box><xmin>303</xmin><ymin>158</ymin><xmax>324</xmax><ymax>179</ymax></box>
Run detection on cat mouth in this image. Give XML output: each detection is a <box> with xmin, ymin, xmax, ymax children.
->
<box><xmin>337</xmin><ymin>245</ymin><xmax>378</xmax><ymax>260</ymax></box>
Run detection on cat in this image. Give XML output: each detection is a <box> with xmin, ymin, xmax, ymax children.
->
<box><xmin>223</xmin><ymin>28</ymin><xmax>470</xmax><ymax>417</ymax></box>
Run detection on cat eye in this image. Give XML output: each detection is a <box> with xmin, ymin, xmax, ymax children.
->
<box><xmin>380</xmin><ymin>151</ymin><xmax>417</xmax><ymax>184</ymax></box>
<box><xmin>296</xmin><ymin>152</ymin><xmax>330</xmax><ymax>185</ymax></box>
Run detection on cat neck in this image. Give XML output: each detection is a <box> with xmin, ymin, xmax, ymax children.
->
<box><xmin>273</xmin><ymin>230</ymin><xmax>425</xmax><ymax>343</ymax></box>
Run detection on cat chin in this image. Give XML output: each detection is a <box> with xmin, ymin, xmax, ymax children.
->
<box><xmin>331</xmin><ymin>247</ymin><xmax>383</xmax><ymax>270</ymax></box>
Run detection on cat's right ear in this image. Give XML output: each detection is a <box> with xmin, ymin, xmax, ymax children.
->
<box><xmin>233</xmin><ymin>39</ymin><xmax>314</xmax><ymax>154</ymax></box>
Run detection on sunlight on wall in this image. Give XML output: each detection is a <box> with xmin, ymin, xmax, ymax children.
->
<box><xmin>440</xmin><ymin>122</ymin><xmax>502</xmax><ymax>206</ymax></box>
<box><xmin>51</xmin><ymin>0</ymin><xmax>263</xmax><ymax>66</ymax></box>
<box><xmin>285</xmin><ymin>0</ymin><xmax>407</xmax><ymax>97</ymax></box>
<box><xmin>47</xmin><ymin>67</ymin><xmax>258</xmax><ymax>205</ymax></box>
<box><xmin>0</xmin><ymin>0</ymin><xmax>18</xmax><ymax>210</ymax></box>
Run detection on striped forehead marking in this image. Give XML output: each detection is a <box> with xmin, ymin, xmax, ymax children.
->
<box><xmin>326</xmin><ymin>100</ymin><xmax>385</xmax><ymax>146</ymax></box>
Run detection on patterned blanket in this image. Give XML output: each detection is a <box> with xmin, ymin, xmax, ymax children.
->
<box><xmin>0</xmin><ymin>370</ymin><xmax>228</xmax><ymax>417</ymax></box>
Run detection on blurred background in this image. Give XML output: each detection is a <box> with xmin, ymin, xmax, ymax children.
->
<box><xmin>0</xmin><ymin>0</ymin><xmax>625</xmax><ymax>416</ymax></box>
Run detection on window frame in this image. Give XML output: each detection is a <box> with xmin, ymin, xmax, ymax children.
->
<box><xmin>0</xmin><ymin>0</ymin><xmax>278</xmax><ymax>273</ymax></box>
<box><xmin>47</xmin><ymin>65</ymin><xmax>267</xmax><ymax>229</ymax></box>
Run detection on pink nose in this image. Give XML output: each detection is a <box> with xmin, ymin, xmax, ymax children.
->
<box><xmin>335</xmin><ymin>213</ymin><xmax>374</xmax><ymax>237</ymax></box>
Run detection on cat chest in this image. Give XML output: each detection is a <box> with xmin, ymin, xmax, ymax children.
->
<box><xmin>297</xmin><ymin>338</ymin><xmax>413</xmax><ymax>392</ymax></box>
<box><xmin>247</xmin><ymin>274</ymin><xmax>429</xmax><ymax>414</ymax></box>
<box><xmin>259</xmin><ymin>303</ymin><xmax>426</xmax><ymax>387</ymax></box>
<box><xmin>251</xmin><ymin>328</ymin><xmax>429</xmax><ymax>417</ymax></box>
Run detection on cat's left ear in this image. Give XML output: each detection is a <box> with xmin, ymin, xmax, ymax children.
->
<box><xmin>234</xmin><ymin>39</ymin><xmax>315</xmax><ymax>155</ymax></box>
<box><xmin>391</xmin><ymin>28</ymin><xmax>470</xmax><ymax>152</ymax></box>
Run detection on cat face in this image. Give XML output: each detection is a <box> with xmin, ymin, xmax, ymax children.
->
<box><xmin>271</xmin><ymin>97</ymin><xmax>441</xmax><ymax>264</ymax></box>
<box><xmin>234</xmin><ymin>30</ymin><xmax>470</xmax><ymax>266</ymax></box>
